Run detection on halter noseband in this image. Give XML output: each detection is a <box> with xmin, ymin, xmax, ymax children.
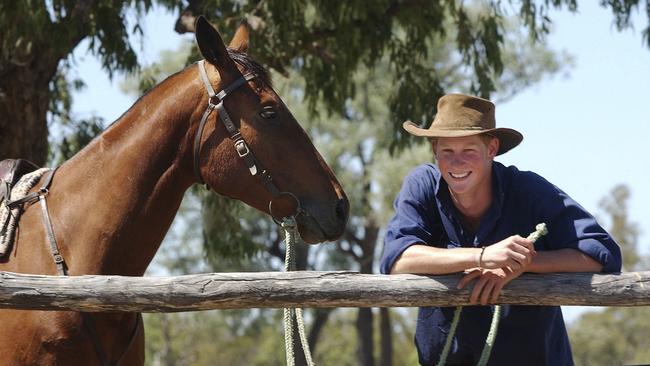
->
<box><xmin>194</xmin><ymin>60</ymin><xmax>303</xmax><ymax>221</ymax></box>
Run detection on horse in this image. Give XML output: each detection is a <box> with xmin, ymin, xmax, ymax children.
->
<box><xmin>0</xmin><ymin>16</ymin><xmax>348</xmax><ymax>365</ymax></box>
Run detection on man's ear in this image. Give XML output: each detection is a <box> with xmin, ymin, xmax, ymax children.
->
<box><xmin>488</xmin><ymin>137</ymin><xmax>500</xmax><ymax>158</ymax></box>
<box><xmin>195</xmin><ymin>16</ymin><xmax>230</xmax><ymax>68</ymax></box>
<box><xmin>229</xmin><ymin>20</ymin><xmax>250</xmax><ymax>53</ymax></box>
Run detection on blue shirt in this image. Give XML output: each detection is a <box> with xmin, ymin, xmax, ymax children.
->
<box><xmin>380</xmin><ymin>162</ymin><xmax>621</xmax><ymax>366</ymax></box>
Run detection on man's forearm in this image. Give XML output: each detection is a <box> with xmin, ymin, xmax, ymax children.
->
<box><xmin>526</xmin><ymin>248</ymin><xmax>603</xmax><ymax>273</ymax></box>
<box><xmin>391</xmin><ymin>246</ymin><xmax>602</xmax><ymax>275</ymax></box>
<box><xmin>390</xmin><ymin>244</ymin><xmax>481</xmax><ymax>275</ymax></box>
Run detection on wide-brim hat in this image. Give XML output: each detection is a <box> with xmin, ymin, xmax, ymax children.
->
<box><xmin>403</xmin><ymin>93</ymin><xmax>523</xmax><ymax>155</ymax></box>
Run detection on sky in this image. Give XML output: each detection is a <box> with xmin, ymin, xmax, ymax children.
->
<box><xmin>69</xmin><ymin>3</ymin><xmax>649</xmax><ymax>322</ymax></box>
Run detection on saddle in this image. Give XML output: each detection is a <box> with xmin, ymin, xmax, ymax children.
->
<box><xmin>0</xmin><ymin>159</ymin><xmax>40</xmax><ymax>204</ymax></box>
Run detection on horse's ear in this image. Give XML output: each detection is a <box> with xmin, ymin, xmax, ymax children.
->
<box><xmin>229</xmin><ymin>20</ymin><xmax>250</xmax><ymax>53</ymax></box>
<box><xmin>195</xmin><ymin>16</ymin><xmax>230</xmax><ymax>67</ymax></box>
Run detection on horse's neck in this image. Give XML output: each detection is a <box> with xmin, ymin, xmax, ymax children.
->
<box><xmin>53</xmin><ymin>70</ymin><xmax>201</xmax><ymax>276</ymax></box>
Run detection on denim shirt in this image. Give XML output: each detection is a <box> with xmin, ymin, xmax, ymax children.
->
<box><xmin>380</xmin><ymin>162</ymin><xmax>622</xmax><ymax>366</ymax></box>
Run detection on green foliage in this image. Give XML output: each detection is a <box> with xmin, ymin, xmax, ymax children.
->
<box><xmin>47</xmin><ymin>61</ymin><xmax>107</xmax><ymax>165</ymax></box>
<box><xmin>143</xmin><ymin>309</ymin><xmax>287</xmax><ymax>366</ymax></box>
<box><xmin>0</xmin><ymin>0</ymin><xmax>169</xmax><ymax>77</ymax></box>
<box><xmin>49</xmin><ymin>116</ymin><xmax>105</xmax><ymax>165</ymax></box>
<box><xmin>187</xmin><ymin>0</ymin><xmax>608</xmax><ymax>151</ymax></box>
<box><xmin>598</xmin><ymin>184</ymin><xmax>641</xmax><ymax>270</ymax></box>
<box><xmin>200</xmin><ymin>191</ymin><xmax>272</xmax><ymax>269</ymax></box>
<box><xmin>601</xmin><ymin>0</ymin><xmax>650</xmax><ymax>47</ymax></box>
<box><xmin>143</xmin><ymin>308</ymin><xmax>419</xmax><ymax>365</ymax></box>
<box><xmin>570</xmin><ymin>307</ymin><xmax>650</xmax><ymax>366</ymax></box>
<box><xmin>569</xmin><ymin>184</ymin><xmax>649</xmax><ymax>365</ymax></box>
<box><xmin>120</xmin><ymin>42</ymin><xmax>194</xmax><ymax>95</ymax></box>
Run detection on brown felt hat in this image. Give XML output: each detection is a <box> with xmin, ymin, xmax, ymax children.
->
<box><xmin>403</xmin><ymin>93</ymin><xmax>523</xmax><ymax>155</ymax></box>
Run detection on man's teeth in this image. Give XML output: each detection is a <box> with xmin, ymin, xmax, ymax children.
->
<box><xmin>450</xmin><ymin>172</ymin><xmax>470</xmax><ymax>179</ymax></box>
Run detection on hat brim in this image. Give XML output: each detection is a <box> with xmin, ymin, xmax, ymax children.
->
<box><xmin>403</xmin><ymin>120</ymin><xmax>523</xmax><ymax>156</ymax></box>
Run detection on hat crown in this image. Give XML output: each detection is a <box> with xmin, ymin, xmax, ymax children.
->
<box><xmin>433</xmin><ymin>94</ymin><xmax>495</xmax><ymax>130</ymax></box>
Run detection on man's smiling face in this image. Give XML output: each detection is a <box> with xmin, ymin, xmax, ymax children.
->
<box><xmin>434</xmin><ymin>135</ymin><xmax>499</xmax><ymax>198</ymax></box>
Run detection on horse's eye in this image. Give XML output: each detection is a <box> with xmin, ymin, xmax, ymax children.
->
<box><xmin>259</xmin><ymin>106</ymin><xmax>277</xmax><ymax>119</ymax></box>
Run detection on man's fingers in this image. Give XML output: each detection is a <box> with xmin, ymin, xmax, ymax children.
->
<box><xmin>470</xmin><ymin>277</ymin><xmax>488</xmax><ymax>304</ymax></box>
<box><xmin>511</xmin><ymin>243</ymin><xmax>532</xmax><ymax>256</ymax></box>
<box><xmin>510</xmin><ymin>251</ymin><xmax>528</xmax><ymax>264</ymax></box>
<box><xmin>491</xmin><ymin>282</ymin><xmax>505</xmax><ymax>303</ymax></box>
<box><xmin>457</xmin><ymin>270</ymin><xmax>482</xmax><ymax>289</ymax></box>
<box><xmin>480</xmin><ymin>281</ymin><xmax>496</xmax><ymax>305</ymax></box>
<box><xmin>507</xmin><ymin>259</ymin><xmax>521</xmax><ymax>270</ymax></box>
<box><xmin>513</xmin><ymin>237</ymin><xmax>535</xmax><ymax>251</ymax></box>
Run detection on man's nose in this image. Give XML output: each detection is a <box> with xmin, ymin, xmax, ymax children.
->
<box><xmin>451</xmin><ymin>154</ymin><xmax>464</xmax><ymax>166</ymax></box>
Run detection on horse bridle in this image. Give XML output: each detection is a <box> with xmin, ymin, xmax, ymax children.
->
<box><xmin>194</xmin><ymin>60</ymin><xmax>304</xmax><ymax>221</ymax></box>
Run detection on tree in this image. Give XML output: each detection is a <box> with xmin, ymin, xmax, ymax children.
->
<box><xmin>3</xmin><ymin>1</ymin><xmax>649</xmax><ymax>165</ymax></box>
<box><xmin>569</xmin><ymin>184</ymin><xmax>650</xmax><ymax>365</ymax></box>
<box><xmin>0</xmin><ymin>1</ymin><xmax>178</xmax><ymax>164</ymax></box>
<box><xmin>173</xmin><ymin>0</ymin><xmax>650</xmax><ymax>150</ymax></box>
<box><xmin>597</xmin><ymin>184</ymin><xmax>641</xmax><ymax>271</ymax></box>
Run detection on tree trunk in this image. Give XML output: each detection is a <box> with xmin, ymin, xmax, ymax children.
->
<box><xmin>0</xmin><ymin>64</ymin><xmax>53</xmax><ymax>165</ymax></box>
<box><xmin>292</xmin><ymin>315</ymin><xmax>309</xmax><ymax>366</ymax></box>
<box><xmin>379</xmin><ymin>308</ymin><xmax>393</xmax><ymax>366</ymax></box>
<box><xmin>357</xmin><ymin>307</ymin><xmax>374</xmax><ymax>366</ymax></box>
<box><xmin>161</xmin><ymin>313</ymin><xmax>177</xmax><ymax>366</ymax></box>
<box><xmin>308</xmin><ymin>308</ymin><xmax>333</xmax><ymax>353</ymax></box>
<box><xmin>356</xmin><ymin>258</ymin><xmax>376</xmax><ymax>366</ymax></box>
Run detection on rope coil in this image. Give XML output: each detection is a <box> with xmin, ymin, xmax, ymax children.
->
<box><xmin>281</xmin><ymin>217</ymin><xmax>315</xmax><ymax>366</ymax></box>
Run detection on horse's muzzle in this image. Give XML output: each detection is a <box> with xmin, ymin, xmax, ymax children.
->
<box><xmin>297</xmin><ymin>197</ymin><xmax>349</xmax><ymax>244</ymax></box>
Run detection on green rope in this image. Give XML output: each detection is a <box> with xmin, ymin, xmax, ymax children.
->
<box><xmin>438</xmin><ymin>223</ymin><xmax>548</xmax><ymax>366</ymax></box>
<box><xmin>436</xmin><ymin>305</ymin><xmax>462</xmax><ymax>366</ymax></box>
<box><xmin>476</xmin><ymin>304</ymin><xmax>502</xmax><ymax>366</ymax></box>
<box><xmin>282</xmin><ymin>217</ymin><xmax>315</xmax><ymax>366</ymax></box>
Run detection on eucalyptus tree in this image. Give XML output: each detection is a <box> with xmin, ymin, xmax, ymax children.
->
<box><xmin>3</xmin><ymin>0</ymin><xmax>649</xmax><ymax>164</ymax></box>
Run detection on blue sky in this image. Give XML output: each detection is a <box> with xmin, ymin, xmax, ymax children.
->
<box><xmin>496</xmin><ymin>3</ymin><xmax>649</xmax><ymax>252</ymax></box>
<box><xmin>69</xmin><ymin>3</ymin><xmax>649</xmax><ymax>321</ymax></box>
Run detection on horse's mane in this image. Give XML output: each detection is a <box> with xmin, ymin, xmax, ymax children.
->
<box><xmin>228</xmin><ymin>48</ymin><xmax>272</xmax><ymax>87</ymax></box>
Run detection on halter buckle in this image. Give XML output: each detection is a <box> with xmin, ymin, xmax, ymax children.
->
<box><xmin>235</xmin><ymin>140</ymin><xmax>250</xmax><ymax>158</ymax></box>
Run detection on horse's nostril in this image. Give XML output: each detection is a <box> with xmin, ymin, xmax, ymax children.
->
<box><xmin>335</xmin><ymin>198</ymin><xmax>349</xmax><ymax>224</ymax></box>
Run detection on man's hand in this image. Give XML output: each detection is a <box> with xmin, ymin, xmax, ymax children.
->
<box><xmin>457</xmin><ymin>266</ymin><xmax>525</xmax><ymax>305</ymax></box>
<box><xmin>480</xmin><ymin>235</ymin><xmax>535</xmax><ymax>270</ymax></box>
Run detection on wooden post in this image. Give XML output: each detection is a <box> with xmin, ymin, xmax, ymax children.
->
<box><xmin>0</xmin><ymin>271</ymin><xmax>648</xmax><ymax>312</ymax></box>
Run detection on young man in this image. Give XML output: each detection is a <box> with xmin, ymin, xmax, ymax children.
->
<box><xmin>380</xmin><ymin>94</ymin><xmax>621</xmax><ymax>366</ymax></box>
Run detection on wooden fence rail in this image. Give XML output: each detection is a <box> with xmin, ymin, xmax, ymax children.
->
<box><xmin>0</xmin><ymin>270</ymin><xmax>648</xmax><ymax>312</ymax></box>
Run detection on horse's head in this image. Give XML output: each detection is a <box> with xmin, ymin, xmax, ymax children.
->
<box><xmin>190</xmin><ymin>17</ymin><xmax>348</xmax><ymax>244</ymax></box>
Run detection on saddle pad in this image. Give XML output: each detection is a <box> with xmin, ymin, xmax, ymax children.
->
<box><xmin>0</xmin><ymin>168</ymin><xmax>50</xmax><ymax>258</ymax></box>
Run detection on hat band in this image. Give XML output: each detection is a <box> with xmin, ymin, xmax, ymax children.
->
<box><xmin>434</xmin><ymin>126</ymin><xmax>489</xmax><ymax>131</ymax></box>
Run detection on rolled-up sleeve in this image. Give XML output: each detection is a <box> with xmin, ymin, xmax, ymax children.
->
<box><xmin>380</xmin><ymin>165</ymin><xmax>443</xmax><ymax>274</ymax></box>
<box><xmin>526</xmin><ymin>173</ymin><xmax>622</xmax><ymax>273</ymax></box>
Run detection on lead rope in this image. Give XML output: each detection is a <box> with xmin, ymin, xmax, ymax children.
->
<box><xmin>281</xmin><ymin>217</ymin><xmax>315</xmax><ymax>366</ymax></box>
<box><xmin>437</xmin><ymin>223</ymin><xmax>548</xmax><ymax>366</ymax></box>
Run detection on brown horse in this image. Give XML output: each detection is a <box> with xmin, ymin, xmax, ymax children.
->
<box><xmin>0</xmin><ymin>17</ymin><xmax>348</xmax><ymax>365</ymax></box>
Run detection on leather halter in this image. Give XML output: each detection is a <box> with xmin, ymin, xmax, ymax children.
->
<box><xmin>194</xmin><ymin>60</ymin><xmax>304</xmax><ymax>220</ymax></box>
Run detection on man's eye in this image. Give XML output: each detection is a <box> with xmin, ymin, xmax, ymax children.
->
<box><xmin>259</xmin><ymin>106</ymin><xmax>277</xmax><ymax>119</ymax></box>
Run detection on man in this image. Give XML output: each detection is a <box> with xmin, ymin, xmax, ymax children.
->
<box><xmin>380</xmin><ymin>94</ymin><xmax>621</xmax><ymax>366</ymax></box>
